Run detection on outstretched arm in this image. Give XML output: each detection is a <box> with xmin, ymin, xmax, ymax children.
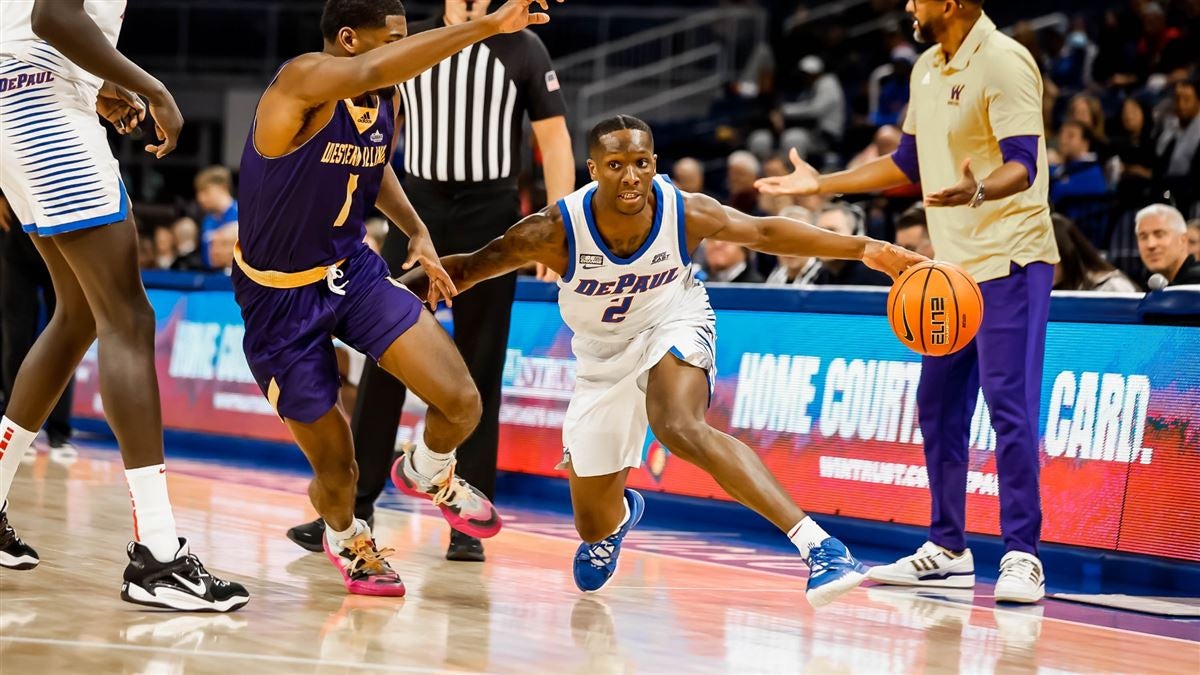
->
<box><xmin>754</xmin><ymin>147</ymin><xmax>912</xmax><ymax>197</ymax></box>
<box><xmin>684</xmin><ymin>192</ymin><xmax>925</xmax><ymax>280</ymax></box>
<box><xmin>277</xmin><ymin>0</ymin><xmax>559</xmax><ymax>104</ymax></box>
<box><xmin>399</xmin><ymin>206</ymin><xmax>569</xmax><ymax>306</ymax></box>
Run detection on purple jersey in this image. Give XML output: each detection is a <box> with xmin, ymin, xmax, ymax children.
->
<box><xmin>238</xmin><ymin>90</ymin><xmax>396</xmax><ymax>272</ymax></box>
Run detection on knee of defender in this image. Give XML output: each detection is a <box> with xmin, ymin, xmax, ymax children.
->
<box><xmin>448</xmin><ymin>385</ymin><xmax>483</xmax><ymax>426</ymax></box>
<box><xmin>314</xmin><ymin>456</ymin><xmax>357</xmax><ymax>484</ymax></box>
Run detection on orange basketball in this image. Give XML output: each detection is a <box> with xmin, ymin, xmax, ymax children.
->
<box><xmin>886</xmin><ymin>261</ymin><xmax>983</xmax><ymax>356</ymax></box>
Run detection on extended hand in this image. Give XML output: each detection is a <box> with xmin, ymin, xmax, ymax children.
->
<box><xmin>402</xmin><ymin>233</ymin><xmax>458</xmax><ymax>308</ymax></box>
<box><xmin>925</xmin><ymin>158</ymin><xmax>978</xmax><ymax>207</ymax></box>
<box><xmin>145</xmin><ymin>88</ymin><xmax>183</xmax><ymax>159</ymax></box>
<box><xmin>753</xmin><ymin>147</ymin><xmax>820</xmax><ymax>196</ymax></box>
<box><xmin>488</xmin><ymin>0</ymin><xmax>563</xmax><ymax>33</ymax></box>
<box><xmin>862</xmin><ymin>240</ymin><xmax>928</xmax><ymax>280</ymax></box>
<box><xmin>96</xmin><ymin>82</ymin><xmax>145</xmax><ymax>135</ymax></box>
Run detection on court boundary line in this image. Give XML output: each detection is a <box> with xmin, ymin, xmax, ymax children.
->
<box><xmin>67</xmin><ymin>447</ymin><xmax>1200</xmax><ymax>648</ymax></box>
<box><xmin>497</xmin><ymin>522</ymin><xmax>1200</xmax><ymax>646</ymax></box>
<box><xmin>0</xmin><ymin>635</ymin><xmax>436</xmax><ymax>672</ymax></box>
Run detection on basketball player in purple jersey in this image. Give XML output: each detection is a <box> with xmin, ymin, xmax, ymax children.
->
<box><xmin>235</xmin><ymin>0</ymin><xmax>561</xmax><ymax>596</ymax></box>
<box><xmin>401</xmin><ymin>116</ymin><xmax>926</xmax><ymax>607</ymax></box>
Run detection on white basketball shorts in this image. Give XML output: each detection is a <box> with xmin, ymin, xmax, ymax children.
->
<box><xmin>0</xmin><ymin>57</ymin><xmax>126</xmax><ymax>236</ymax></box>
<box><xmin>560</xmin><ymin>283</ymin><xmax>717</xmax><ymax>478</ymax></box>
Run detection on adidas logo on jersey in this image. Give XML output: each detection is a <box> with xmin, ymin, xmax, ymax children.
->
<box><xmin>579</xmin><ymin>254</ymin><xmax>605</xmax><ymax>269</ymax></box>
<box><xmin>652</xmin><ymin>251</ymin><xmax>671</xmax><ymax>264</ymax></box>
<box><xmin>358</xmin><ymin>111</ymin><xmax>373</xmax><ymax>124</ymax></box>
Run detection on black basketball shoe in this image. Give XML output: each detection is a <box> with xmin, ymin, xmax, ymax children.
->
<box><xmin>287</xmin><ymin>515</ymin><xmax>375</xmax><ymax>553</ymax></box>
<box><xmin>121</xmin><ymin>538</ymin><xmax>250</xmax><ymax>612</ymax></box>
<box><xmin>0</xmin><ymin>505</ymin><xmax>39</xmax><ymax>570</ymax></box>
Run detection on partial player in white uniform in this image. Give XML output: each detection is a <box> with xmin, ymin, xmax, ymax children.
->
<box><xmin>402</xmin><ymin>115</ymin><xmax>927</xmax><ymax>607</ymax></box>
<box><xmin>0</xmin><ymin>0</ymin><xmax>248</xmax><ymax>611</ymax></box>
<box><xmin>0</xmin><ymin>0</ymin><xmax>128</xmax><ymax>234</ymax></box>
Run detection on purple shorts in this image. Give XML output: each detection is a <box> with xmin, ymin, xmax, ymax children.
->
<box><xmin>232</xmin><ymin>244</ymin><xmax>423</xmax><ymax>423</ymax></box>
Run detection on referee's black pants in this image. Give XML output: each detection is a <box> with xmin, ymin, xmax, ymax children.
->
<box><xmin>352</xmin><ymin>178</ymin><xmax>521</xmax><ymax>520</ymax></box>
<box><xmin>0</xmin><ymin>224</ymin><xmax>74</xmax><ymax>443</ymax></box>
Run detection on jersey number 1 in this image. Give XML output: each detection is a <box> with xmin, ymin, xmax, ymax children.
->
<box><xmin>333</xmin><ymin>174</ymin><xmax>360</xmax><ymax>227</ymax></box>
<box><xmin>602</xmin><ymin>296</ymin><xmax>633</xmax><ymax>323</ymax></box>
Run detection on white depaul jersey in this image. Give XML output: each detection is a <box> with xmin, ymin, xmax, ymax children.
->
<box><xmin>556</xmin><ymin>175</ymin><xmax>699</xmax><ymax>342</ymax></box>
<box><xmin>0</xmin><ymin>0</ymin><xmax>125</xmax><ymax>94</ymax></box>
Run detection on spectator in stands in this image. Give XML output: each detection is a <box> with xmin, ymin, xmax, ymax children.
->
<box><xmin>1137</xmin><ymin>204</ymin><xmax>1200</xmax><ymax>285</ymax></box>
<box><xmin>848</xmin><ymin>125</ymin><xmax>902</xmax><ymax>171</ymax></box>
<box><xmin>1049</xmin><ymin>19</ymin><xmax>1097</xmax><ymax>92</ymax></box>
<box><xmin>672</xmin><ymin>157</ymin><xmax>706</xmax><ymax>196</ymax></box>
<box><xmin>169</xmin><ymin>217</ymin><xmax>206</xmax><ymax>271</ymax></box>
<box><xmin>151</xmin><ymin>226</ymin><xmax>176</xmax><ymax>270</ymax></box>
<box><xmin>702</xmin><ymin>240</ymin><xmax>763</xmax><ymax>283</ymax></box>
<box><xmin>757</xmin><ymin>154</ymin><xmax>798</xmax><ymax>216</ymax></box>
<box><xmin>208</xmin><ymin>224</ymin><xmax>238</xmax><ymax>276</ymax></box>
<box><xmin>1137</xmin><ymin>2</ymin><xmax>1184</xmax><ymax>76</ymax></box>
<box><xmin>725</xmin><ymin>150</ymin><xmax>761</xmax><ymax>214</ymax></box>
<box><xmin>1051</xmin><ymin>121</ymin><xmax>1110</xmax><ymax>207</ymax></box>
<box><xmin>194</xmin><ymin>166</ymin><xmax>239</xmax><ymax>267</ymax></box>
<box><xmin>137</xmin><ymin>233</ymin><xmax>156</xmax><ymax>270</ymax></box>
<box><xmin>894</xmin><ymin>204</ymin><xmax>934</xmax><ymax>259</ymax></box>
<box><xmin>764</xmin><ymin>206</ymin><xmax>822</xmax><ymax>287</ymax></box>
<box><xmin>1155</xmin><ymin>78</ymin><xmax>1200</xmax><ymax>216</ymax></box>
<box><xmin>1066</xmin><ymin>93</ymin><xmax>1109</xmax><ymax>154</ymax></box>
<box><xmin>750</xmin><ymin>55</ymin><xmax>845</xmax><ymax>165</ymax></box>
<box><xmin>811</xmin><ymin>204</ymin><xmax>889</xmax><ymax>286</ymax></box>
<box><xmin>1188</xmin><ymin>218</ymin><xmax>1200</xmax><ymax>259</ymax></box>
<box><xmin>870</xmin><ymin>46</ymin><xmax>916</xmax><ymax>128</ymax></box>
<box><xmin>1112</xmin><ymin>97</ymin><xmax>1158</xmax><ymax>205</ymax></box>
<box><xmin>1052</xmin><ymin>214</ymin><xmax>1139</xmax><ymax>292</ymax></box>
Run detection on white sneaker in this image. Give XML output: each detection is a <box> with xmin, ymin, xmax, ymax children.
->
<box><xmin>994</xmin><ymin>551</ymin><xmax>1045</xmax><ymax>603</ymax></box>
<box><xmin>866</xmin><ymin>541</ymin><xmax>975</xmax><ymax>588</ymax></box>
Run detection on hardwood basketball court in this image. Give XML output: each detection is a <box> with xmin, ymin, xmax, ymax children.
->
<box><xmin>1</xmin><ymin>443</ymin><xmax>1196</xmax><ymax>673</ymax></box>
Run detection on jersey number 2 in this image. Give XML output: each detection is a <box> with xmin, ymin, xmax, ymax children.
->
<box><xmin>602</xmin><ymin>296</ymin><xmax>633</xmax><ymax>323</ymax></box>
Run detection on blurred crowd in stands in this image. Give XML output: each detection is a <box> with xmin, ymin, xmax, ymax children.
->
<box><xmin>682</xmin><ymin>0</ymin><xmax>1200</xmax><ymax>290</ymax></box>
<box><xmin>9</xmin><ymin>0</ymin><xmax>1198</xmax><ymax>293</ymax></box>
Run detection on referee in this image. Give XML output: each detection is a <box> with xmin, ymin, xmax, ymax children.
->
<box><xmin>287</xmin><ymin>0</ymin><xmax>574</xmax><ymax>562</ymax></box>
<box><xmin>757</xmin><ymin>0</ymin><xmax>1057</xmax><ymax>603</ymax></box>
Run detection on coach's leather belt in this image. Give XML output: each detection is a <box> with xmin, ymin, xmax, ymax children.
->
<box><xmin>233</xmin><ymin>242</ymin><xmax>347</xmax><ymax>293</ymax></box>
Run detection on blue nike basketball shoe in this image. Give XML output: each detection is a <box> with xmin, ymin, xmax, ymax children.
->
<box><xmin>804</xmin><ymin>537</ymin><xmax>869</xmax><ymax>608</ymax></box>
<box><xmin>573</xmin><ymin>489</ymin><xmax>645</xmax><ymax>592</ymax></box>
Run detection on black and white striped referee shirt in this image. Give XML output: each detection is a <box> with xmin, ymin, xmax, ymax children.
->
<box><xmin>399</xmin><ymin>18</ymin><xmax>566</xmax><ymax>184</ymax></box>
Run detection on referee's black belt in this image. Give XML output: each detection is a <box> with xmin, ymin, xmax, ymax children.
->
<box><xmin>403</xmin><ymin>175</ymin><xmax>518</xmax><ymax>198</ymax></box>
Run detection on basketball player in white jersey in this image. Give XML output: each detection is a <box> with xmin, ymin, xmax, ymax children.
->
<box><xmin>0</xmin><ymin>0</ymin><xmax>248</xmax><ymax>611</ymax></box>
<box><xmin>400</xmin><ymin>115</ymin><xmax>926</xmax><ymax>607</ymax></box>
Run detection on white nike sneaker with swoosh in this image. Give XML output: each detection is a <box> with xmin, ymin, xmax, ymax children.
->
<box><xmin>867</xmin><ymin>541</ymin><xmax>975</xmax><ymax>588</ymax></box>
<box><xmin>121</xmin><ymin>538</ymin><xmax>250</xmax><ymax>612</ymax></box>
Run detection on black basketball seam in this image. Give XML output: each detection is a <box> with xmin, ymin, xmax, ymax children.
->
<box><xmin>934</xmin><ymin>265</ymin><xmax>961</xmax><ymax>353</ymax></box>
<box><xmin>918</xmin><ymin>266</ymin><xmax>933</xmax><ymax>354</ymax></box>
<box><xmin>890</xmin><ymin>269</ymin><xmax>906</xmax><ymax>339</ymax></box>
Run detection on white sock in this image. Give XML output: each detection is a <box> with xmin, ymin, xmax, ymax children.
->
<box><xmin>788</xmin><ymin>517</ymin><xmax>830</xmax><ymax>558</ymax></box>
<box><xmin>0</xmin><ymin>417</ymin><xmax>37</xmax><ymax>506</ymax></box>
<box><xmin>412</xmin><ymin>439</ymin><xmax>454</xmax><ymax>480</ymax></box>
<box><xmin>124</xmin><ymin>464</ymin><xmax>180</xmax><ymax>563</ymax></box>
<box><xmin>608</xmin><ymin>496</ymin><xmax>631</xmax><ymax>537</ymax></box>
<box><xmin>326</xmin><ymin>518</ymin><xmax>365</xmax><ymax>547</ymax></box>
